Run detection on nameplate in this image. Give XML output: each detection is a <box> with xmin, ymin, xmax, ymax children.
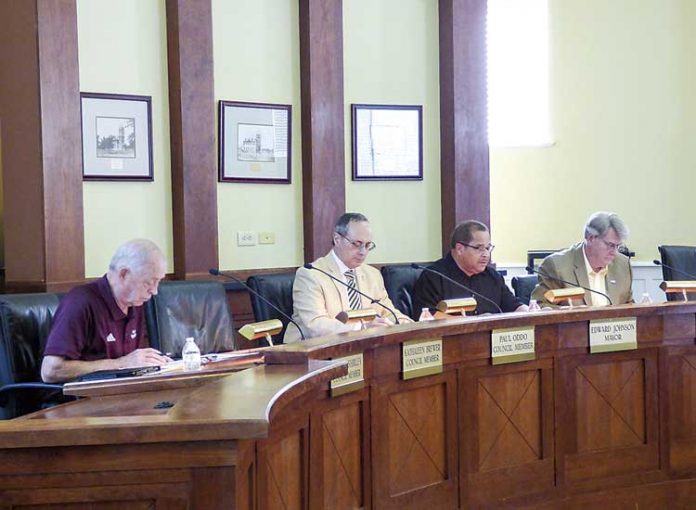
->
<box><xmin>402</xmin><ymin>338</ymin><xmax>443</xmax><ymax>380</ymax></box>
<box><xmin>330</xmin><ymin>353</ymin><xmax>365</xmax><ymax>397</ymax></box>
<box><xmin>589</xmin><ymin>317</ymin><xmax>637</xmax><ymax>354</ymax></box>
<box><xmin>491</xmin><ymin>326</ymin><xmax>536</xmax><ymax>365</ymax></box>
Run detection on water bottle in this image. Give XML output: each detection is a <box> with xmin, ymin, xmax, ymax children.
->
<box><xmin>639</xmin><ymin>292</ymin><xmax>653</xmax><ymax>304</ymax></box>
<box><xmin>528</xmin><ymin>299</ymin><xmax>541</xmax><ymax>312</ymax></box>
<box><xmin>182</xmin><ymin>337</ymin><xmax>201</xmax><ymax>371</ymax></box>
<box><xmin>419</xmin><ymin>307</ymin><xmax>435</xmax><ymax>321</ymax></box>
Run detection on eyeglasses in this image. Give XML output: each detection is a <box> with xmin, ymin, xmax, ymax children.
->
<box><xmin>337</xmin><ymin>232</ymin><xmax>376</xmax><ymax>252</ymax></box>
<box><xmin>459</xmin><ymin>243</ymin><xmax>495</xmax><ymax>254</ymax></box>
<box><xmin>597</xmin><ymin>237</ymin><xmax>624</xmax><ymax>252</ymax></box>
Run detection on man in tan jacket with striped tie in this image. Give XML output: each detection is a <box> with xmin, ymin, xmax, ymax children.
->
<box><xmin>283</xmin><ymin>213</ymin><xmax>411</xmax><ymax>343</ymax></box>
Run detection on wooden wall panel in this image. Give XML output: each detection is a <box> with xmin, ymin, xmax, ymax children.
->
<box><xmin>166</xmin><ymin>0</ymin><xmax>219</xmax><ymax>279</ymax></box>
<box><xmin>575</xmin><ymin>359</ymin><xmax>645</xmax><ymax>452</ymax></box>
<box><xmin>460</xmin><ymin>360</ymin><xmax>555</xmax><ymax>506</ymax></box>
<box><xmin>299</xmin><ymin>0</ymin><xmax>346</xmax><ymax>262</ymax></box>
<box><xmin>438</xmin><ymin>0</ymin><xmax>490</xmax><ymax>251</ymax></box>
<box><xmin>556</xmin><ymin>349</ymin><xmax>660</xmax><ymax>490</ymax></box>
<box><xmin>0</xmin><ymin>0</ymin><xmax>84</xmax><ymax>292</ymax></box>
<box><xmin>257</xmin><ymin>415</ymin><xmax>309</xmax><ymax>510</ymax></box>
<box><xmin>666</xmin><ymin>346</ymin><xmax>696</xmax><ymax>473</ymax></box>
<box><xmin>371</xmin><ymin>371</ymin><xmax>458</xmax><ymax>509</ymax></box>
<box><xmin>310</xmin><ymin>389</ymin><xmax>371</xmax><ymax>510</ymax></box>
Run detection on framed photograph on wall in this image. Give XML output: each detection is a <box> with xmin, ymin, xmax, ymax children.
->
<box><xmin>351</xmin><ymin>104</ymin><xmax>423</xmax><ymax>181</ymax></box>
<box><xmin>80</xmin><ymin>92</ymin><xmax>153</xmax><ymax>181</ymax></box>
<box><xmin>218</xmin><ymin>100</ymin><xmax>292</xmax><ymax>184</ymax></box>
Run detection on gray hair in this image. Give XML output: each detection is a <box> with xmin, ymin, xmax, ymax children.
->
<box><xmin>584</xmin><ymin>212</ymin><xmax>629</xmax><ymax>241</ymax></box>
<box><xmin>334</xmin><ymin>212</ymin><xmax>369</xmax><ymax>238</ymax></box>
<box><xmin>108</xmin><ymin>239</ymin><xmax>165</xmax><ymax>276</ymax></box>
<box><xmin>450</xmin><ymin>220</ymin><xmax>489</xmax><ymax>248</ymax></box>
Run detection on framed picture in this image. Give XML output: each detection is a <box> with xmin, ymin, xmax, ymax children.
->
<box><xmin>218</xmin><ymin>101</ymin><xmax>292</xmax><ymax>184</ymax></box>
<box><xmin>351</xmin><ymin>104</ymin><xmax>423</xmax><ymax>181</ymax></box>
<box><xmin>80</xmin><ymin>92</ymin><xmax>153</xmax><ymax>181</ymax></box>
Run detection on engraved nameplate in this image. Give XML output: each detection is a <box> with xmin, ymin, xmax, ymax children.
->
<box><xmin>402</xmin><ymin>338</ymin><xmax>443</xmax><ymax>380</ymax></box>
<box><xmin>589</xmin><ymin>317</ymin><xmax>637</xmax><ymax>354</ymax></box>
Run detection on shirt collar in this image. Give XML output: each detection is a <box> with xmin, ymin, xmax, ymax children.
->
<box><xmin>331</xmin><ymin>249</ymin><xmax>353</xmax><ymax>275</ymax></box>
<box><xmin>97</xmin><ymin>274</ymin><xmax>128</xmax><ymax>321</ymax></box>
<box><xmin>582</xmin><ymin>246</ymin><xmax>608</xmax><ymax>277</ymax></box>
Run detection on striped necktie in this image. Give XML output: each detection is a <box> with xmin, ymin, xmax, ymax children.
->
<box><xmin>344</xmin><ymin>270</ymin><xmax>361</xmax><ymax>310</ymax></box>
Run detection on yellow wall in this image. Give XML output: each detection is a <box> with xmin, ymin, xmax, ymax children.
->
<box><xmin>77</xmin><ymin>0</ymin><xmax>173</xmax><ymax>277</ymax></box>
<box><xmin>490</xmin><ymin>0</ymin><xmax>696</xmax><ymax>266</ymax></box>
<box><xmin>343</xmin><ymin>0</ymin><xmax>442</xmax><ymax>264</ymax></box>
<box><xmin>72</xmin><ymin>0</ymin><xmax>696</xmax><ymax>274</ymax></box>
<box><xmin>213</xmin><ymin>0</ymin><xmax>303</xmax><ymax>270</ymax></box>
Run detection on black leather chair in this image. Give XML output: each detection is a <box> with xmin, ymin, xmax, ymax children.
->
<box><xmin>381</xmin><ymin>264</ymin><xmax>425</xmax><ymax>319</ymax></box>
<box><xmin>658</xmin><ymin>245</ymin><xmax>696</xmax><ymax>302</ymax></box>
<box><xmin>0</xmin><ymin>293</ymin><xmax>68</xmax><ymax>419</ymax></box>
<box><xmin>145</xmin><ymin>281</ymin><xmax>237</xmax><ymax>356</ymax></box>
<box><xmin>511</xmin><ymin>274</ymin><xmax>539</xmax><ymax>305</ymax></box>
<box><xmin>246</xmin><ymin>272</ymin><xmax>296</xmax><ymax>345</ymax></box>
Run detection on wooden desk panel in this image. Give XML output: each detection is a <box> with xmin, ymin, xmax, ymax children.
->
<box><xmin>460</xmin><ymin>359</ymin><xmax>555</xmax><ymax>506</ymax></box>
<box><xmin>3</xmin><ymin>303</ymin><xmax>696</xmax><ymax>509</ymax></box>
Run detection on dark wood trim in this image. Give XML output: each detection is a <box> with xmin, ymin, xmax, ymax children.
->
<box><xmin>165</xmin><ymin>0</ymin><xmax>219</xmax><ymax>280</ymax></box>
<box><xmin>299</xmin><ymin>0</ymin><xmax>346</xmax><ymax>262</ymax></box>
<box><xmin>0</xmin><ymin>0</ymin><xmax>85</xmax><ymax>292</ymax></box>
<box><xmin>438</xmin><ymin>0</ymin><xmax>490</xmax><ymax>252</ymax></box>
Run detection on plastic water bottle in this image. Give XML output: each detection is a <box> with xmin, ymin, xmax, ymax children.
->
<box><xmin>639</xmin><ymin>292</ymin><xmax>653</xmax><ymax>304</ymax></box>
<box><xmin>528</xmin><ymin>299</ymin><xmax>541</xmax><ymax>312</ymax></box>
<box><xmin>182</xmin><ymin>337</ymin><xmax>201</xmax><ymax>371</ymax></box>
<box><xmin>419</xmin><ymin>307</ymin><xmax>435</xmax><ymax>321</ymax></box>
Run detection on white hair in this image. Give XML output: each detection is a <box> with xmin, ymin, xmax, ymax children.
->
<box><xmin>108</xmin><ymin>239</ymin><xmax>165</xmax><ymax>276</ymax></box>
<box><xmin>584</xmin><ymin>211</ymin><xmax>629</xmax><ymax>241</ymax></box>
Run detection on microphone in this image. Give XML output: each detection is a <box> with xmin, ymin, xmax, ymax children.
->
<box><xmin>303</xmin><ymin>263</ymin><xmax>400</xmax><ymax>324</ymax></box>
<box><xmin>411</xmin><ymin>263</ymin><xmax>503</xmax><ymax>314</ymax></box>
<box><xmin>209</xmin><ymin>268</ymin><xmax>305</xmax><ymax>341</ymax></box>
<box><xmin>525</xmin><ymin>265</ymin><xmax>613</xmax><ymax>306</ymax></box>
<box><xmin>652</xmin><ymin>260</ymin><xmax>696</xmax><ymax>280</ymax></box>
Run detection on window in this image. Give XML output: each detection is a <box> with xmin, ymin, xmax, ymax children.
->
<box><xmin>487</xmin><ymin>0</ymin><xmax>551</xmax><ymax>147</ymax></box>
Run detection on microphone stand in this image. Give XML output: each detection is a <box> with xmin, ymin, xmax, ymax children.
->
<box><xmin>209</xmin><ymin>268</ymin><xmax>306</xmax><ymax>341</ymax></box>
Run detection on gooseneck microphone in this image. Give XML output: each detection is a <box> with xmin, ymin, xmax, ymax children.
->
<box><xmin>525</xmin><ymin>265</ymin><xmax>613</xmax><ymax>306</ymax></box>
<box><xmin>652</xmin><ymin>260</ymin><xmax>696</xmax><ymax>280</ymax></box>
<box><xmin>209</xmin><ymin>268</ymin><xmax>305</xmax><ymax>341</ymax></box>
<box><xmin>303</xmin><ymin>263</ymin><xmax>400</xmax><ymax>324</ymax></box>
<box><xmin>411</xmin><ymin>263</ymin><xmax>504</xmax><ymax>314</ymax></box>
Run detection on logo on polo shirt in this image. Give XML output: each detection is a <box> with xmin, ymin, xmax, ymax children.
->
<box><xmin>130</xmin><ymin>329</ymin><xmax>137</xmax><ymax>339</ymax></box>
<box><xmin>106</xmin><ymin>333</ymin><xmax>116</xmax><ymax>343</ymax></box>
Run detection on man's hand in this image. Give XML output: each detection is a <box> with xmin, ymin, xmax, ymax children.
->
<box><xmin>41</xmin><ymin>349</ymin><xmax>173</xmax><ymax>383</ymax></box>
<box><xmin>117</xmin><ymin>348</ymin><xmax>172</xmax><ymax>368</ymax></box>
<box><xmin>366</xmin><ymin>316</ymin><xmax>393</xmax><ymax>329</ymax></box>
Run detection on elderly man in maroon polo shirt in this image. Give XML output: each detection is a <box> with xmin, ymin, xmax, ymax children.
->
<box><xmin>41</xmin><ymin>239</ymin><xmax>171</xmax><ymax>383</ymax></box>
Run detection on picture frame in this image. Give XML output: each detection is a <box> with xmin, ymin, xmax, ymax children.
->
<box><xmin>80</xmin><ymin>92</ymin><xmax>153</xmax><ymax>181</ymax></box>
<box><xmin>351</xmin><ymin>104</ymin><xmax>423</xmax><ymax>181</ymax></box>
<box><xmin>218</xmin><ymin>100</ymin><xmax>292</xmax><ymax>184</ymax></box>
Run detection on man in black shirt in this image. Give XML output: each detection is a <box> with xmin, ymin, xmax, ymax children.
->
<box><xmin>412</xmin><ymin>220</ymin><xmax>527</xmax><ymax>319</ymax></box>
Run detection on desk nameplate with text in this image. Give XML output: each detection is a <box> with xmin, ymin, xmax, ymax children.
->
<box><xmin>330</xmin><ymin>353</ymin><xmax>365</xmax><ymax>397</ymax></box>
<box><xmin>402</xmin><ymin>338</ymin><xmax>443</xmax><ymax>380</ymax></box>
<box><xmin>491</xmin><ymin>326</ymin><xmax>535</xmax><ymax>365</ymax></box>
<box><xmin>589</xmin><ymin>317</ymin><xmax>637</xmax><ymax>353</ymax></box>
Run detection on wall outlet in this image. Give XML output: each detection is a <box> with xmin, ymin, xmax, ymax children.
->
<box><xmin>237</xmin><ymin>231</ymin><xmax>257</xmax><ymax>246</ymax></box>
<box><xmin>259</xmin><ymin>231</ymin><xmax>275</xmax><ymax>245</ymax></box>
